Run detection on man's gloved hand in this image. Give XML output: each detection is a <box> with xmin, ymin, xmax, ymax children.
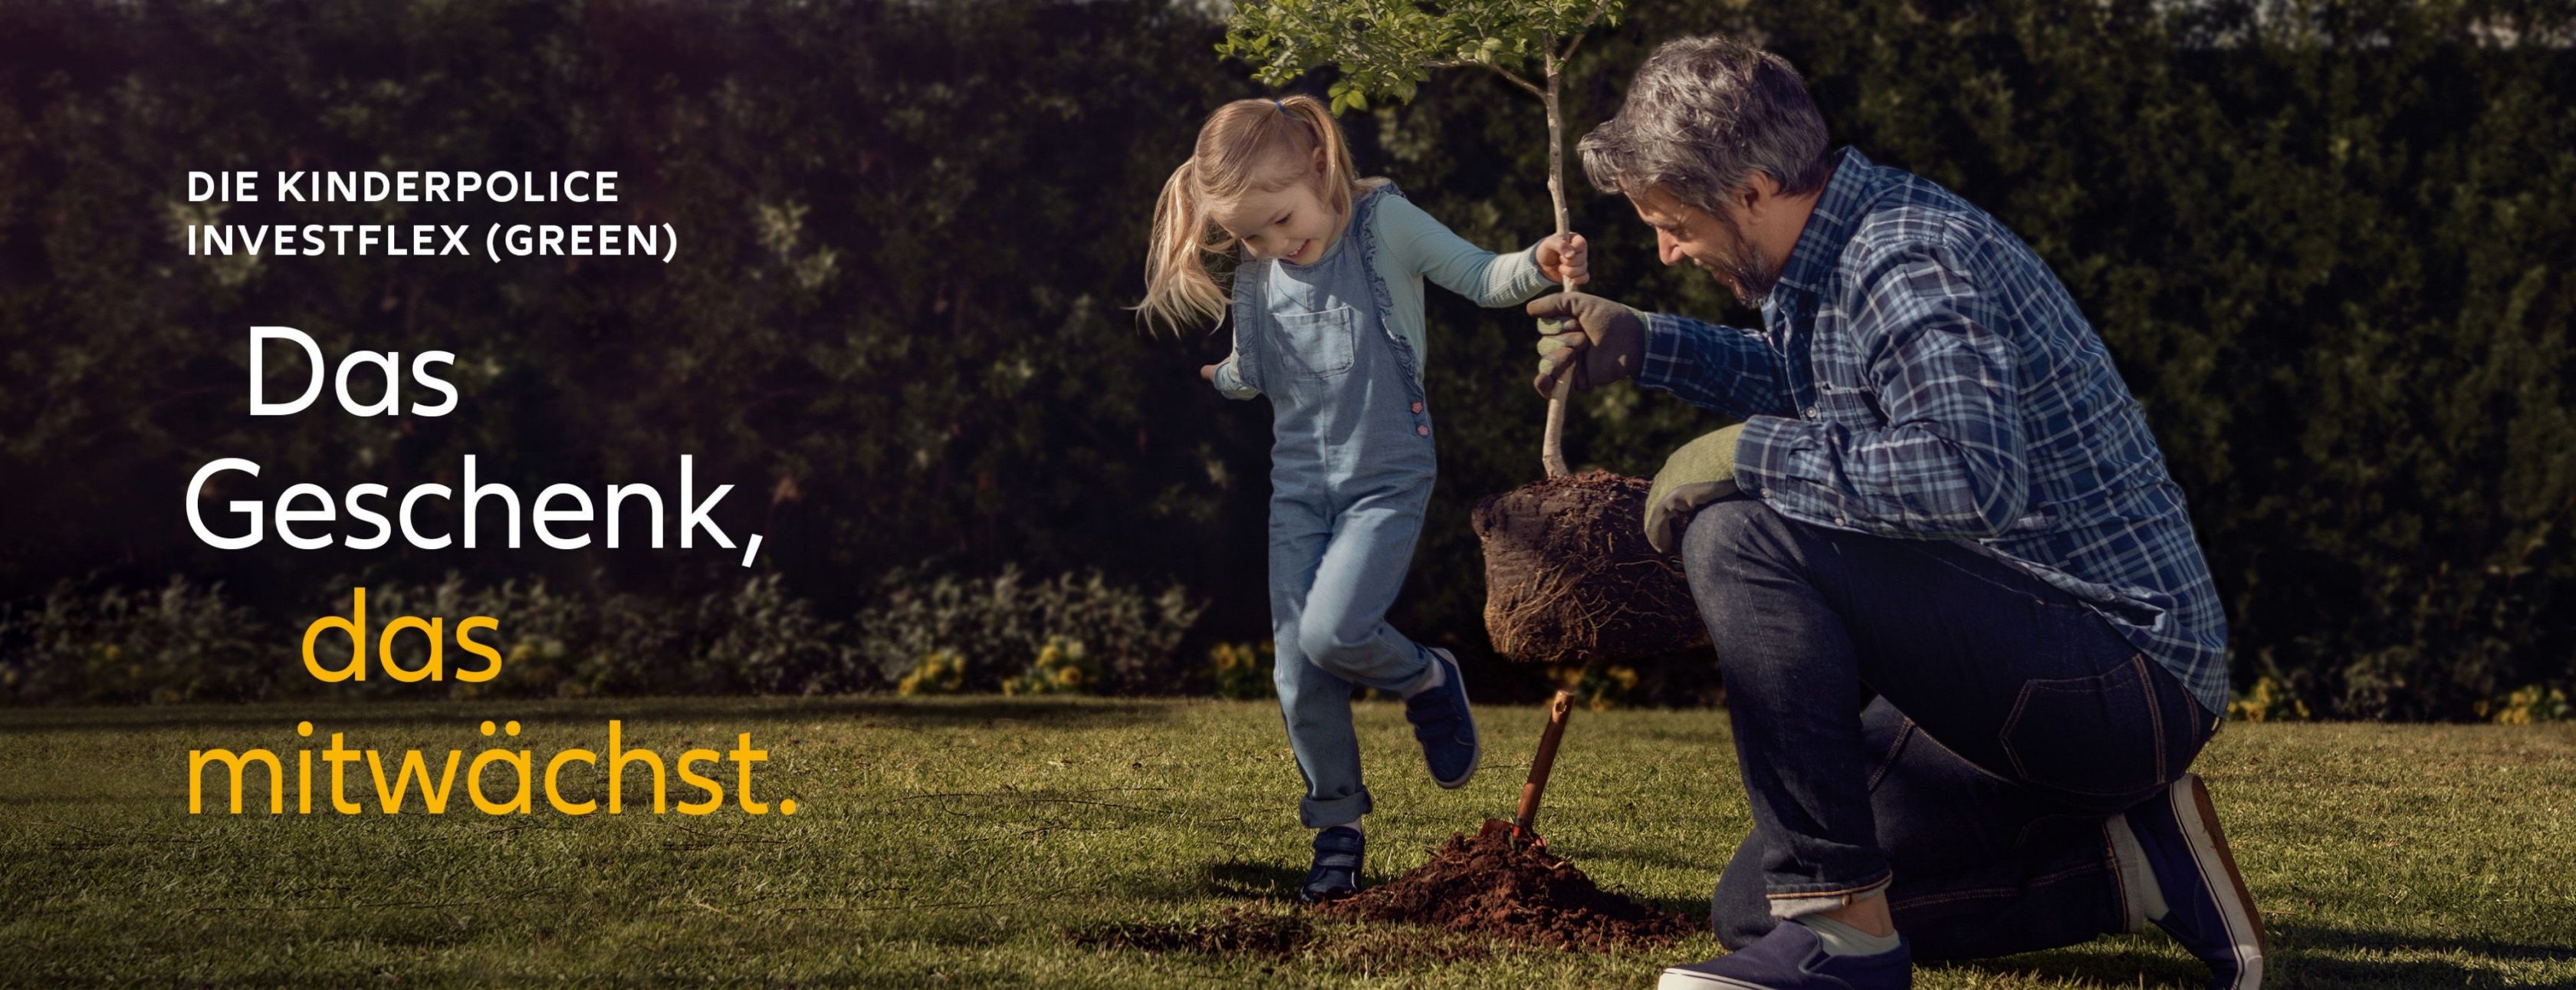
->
<box><xmin>1644</xmin><ymin>423</ymin><xmax>1747</xmax><ymax>554</ymax></box>
<box><xmin>1529</xmin><ymin>291</ymin><xmax>1647</xmax><ymax>398</ymax></box>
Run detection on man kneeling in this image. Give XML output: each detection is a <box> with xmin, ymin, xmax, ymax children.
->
<box><xmin>1529</xmin><ymin>35</ymin><xmax>2263</xmax><ymax>990</ymax></box>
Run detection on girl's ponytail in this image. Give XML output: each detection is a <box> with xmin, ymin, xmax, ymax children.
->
<box><xmin>1135</xmin><ymin>94</ymin><xmax>1375</xmax><ymax>337</ymax></box>
<box><xmin>1140</xmin><ymin>157</ymin><xmax>1230</xmax><ymax>334</ymax></box>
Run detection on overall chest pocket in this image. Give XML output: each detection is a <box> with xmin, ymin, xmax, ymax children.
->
<box><xmin>1273</xmin><ymin>305</ymin><xmax>1356</xmax><ymax>379</ymax></box>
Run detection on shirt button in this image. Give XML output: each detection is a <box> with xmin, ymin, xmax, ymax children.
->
<box><xmin>1411</xmin><ymin>401</ymin><xmax>1424</xmax><ymax>413</ymax></box>
<box><xmin>1806</xmin><ymin>406</ymin><xmax>1819</xmax><ymax>418</ymax></box>
<box><xmin>1416</xmin><ymin>424</ymin><xmax>1431</xmax><ymax>436</ymax></box>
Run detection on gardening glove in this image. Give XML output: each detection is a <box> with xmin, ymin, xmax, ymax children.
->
<box><xmin>1643</xmin><ymin>423</ymin><xmax>1747</xmax><ymax>554</ymax></box>
<box><xmin>1529</xmin><ymin>291</ymin><xmax>1646</xmax><ymax>398</ymax></box>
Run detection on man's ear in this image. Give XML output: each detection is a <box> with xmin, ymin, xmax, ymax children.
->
<box><xmin>1739</xmin><ymin>173</ymin><xmax>1779</xmax><ymax>219</ymax></box>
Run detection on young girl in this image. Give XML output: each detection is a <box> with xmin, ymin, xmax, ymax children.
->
<box><xmin>1139</xmin><ymin>95</ymin><xmax>1587</xmax><ymax>902</ymax></box>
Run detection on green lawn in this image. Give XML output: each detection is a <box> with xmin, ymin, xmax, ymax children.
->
<box><xmin>3</xmin><ymin>697</ymin><xmax>2572</xmax><ymax>987</ymax></box>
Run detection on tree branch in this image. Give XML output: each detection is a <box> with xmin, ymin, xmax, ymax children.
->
<box><xmin>1557</xmin><ymin>0</ymin><xmax>1615</xmax><ymax>64</ymax></box>
<box><xmin>1487</xmin><ymin>63</ymin><xmax>1546</xmax><ymax>99</ymax></box>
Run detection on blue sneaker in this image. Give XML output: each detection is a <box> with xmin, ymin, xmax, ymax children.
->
<box><xmin>1300</xmin><ymin>825</ymin><xmax>1363</xmax><ymax>903</ymax></box>
<box><xmin>1658</xmin><ymin>921</ymin><xmax>1911</xmax><ymax>989</ymax></box>
<box><xmin>1401</xmin><ymin>647</ymin><xmax>1479</xmax><ymax>788</ymax></box>
<box><xmin>2125</xmin><ymin>774</ymin><xmax>2266</xmax><ymax>989</ymax></box>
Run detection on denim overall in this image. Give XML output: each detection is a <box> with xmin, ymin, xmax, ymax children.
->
<box><xmin>1230</xmin><ymin>186</ymin><xmax>1438</xmax><ymax>828</ymax></box>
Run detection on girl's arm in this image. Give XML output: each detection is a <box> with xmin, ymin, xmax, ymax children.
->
<box><xmin>1375</xmin><ymin>194</ymin><xmax>1557</xmax><ymax>308</ymax></box>
<box><xmin>1210</xmin><ymin>352</ymin><xmax>1259</xmax><ymax>399</ymax></box>
<box><xmin>1208</xmin><ymin>317</ymin><xmax>1259</xmax><ymax>399</ymax></box>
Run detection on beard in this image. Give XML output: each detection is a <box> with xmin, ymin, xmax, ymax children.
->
<box><xmin>1703</xmin><ymin>206</ymin><xmax>1778</xmax><ymax>308</ymax></box>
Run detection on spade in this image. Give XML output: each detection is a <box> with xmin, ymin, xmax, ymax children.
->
<box><xmin>1478</xmin><ymin>690</ymin><xmax>1576</xmax><ymax>847</ymax></box>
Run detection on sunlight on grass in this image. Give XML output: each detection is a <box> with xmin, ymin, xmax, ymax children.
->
<box><xmin>2</xmin><ymin>698</ymin><xmax>2571</xmax><ymax>987</ymax></box>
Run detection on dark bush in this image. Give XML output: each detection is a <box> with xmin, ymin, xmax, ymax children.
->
<box><xmin>0</xmin><ymin>0</ymin><xmax>2568</xmax><ymax>716</ymax></box>
<box><xmin>854</xmin><ymin>566</ymin><xmax>1204</xmax><ymax>696</ymax></box>
<box><xmin>0</xmin><ymin>577</ymin><xmax>272</xmax><ymax>704</ymax></box>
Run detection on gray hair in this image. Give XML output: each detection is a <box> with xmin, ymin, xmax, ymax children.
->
<box><xmin>1578</xmin><ymin>35</ymin><xmax>1832</xmax><ymax>212</ymax></box>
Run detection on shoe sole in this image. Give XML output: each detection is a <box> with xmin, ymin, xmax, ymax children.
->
<box><xmin>1429</xmin><ymin>650</ymin><xmax>1479</xmax><ymax>790</ymax></box>
<box><xmin>1299</xmin><ymin>888</ymin><xmax>1356</xmax><ymax>905</ymax></box>
<box><xmin>1656</xmin><ymin>970</ymin><xmax>1772</xmax><ymax>990</ymax></box>
<box><xmin>2175</xmin><ymin>773</ymin><xmax>2266</xmax><ymax>989</ymax></box>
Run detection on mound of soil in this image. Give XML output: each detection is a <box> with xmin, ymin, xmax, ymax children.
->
<box><xmin>1315</xmin><ymin>830</ymin><xmax>1697</xmax><ymax>951</ymax></box>
<box><xmin>1473</xmin><ymin>469</ymin><xmax>1707</xmax><ymax>663</ymax></box>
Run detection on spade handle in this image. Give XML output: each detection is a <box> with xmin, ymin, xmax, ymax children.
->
<box><xmin>1513</xmin><ymin>690</ymin><xmax>1578</xmax><ymax>834</ymax></box>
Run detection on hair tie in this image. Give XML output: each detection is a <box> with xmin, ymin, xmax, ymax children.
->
<box><xmin>1274</xmin><ymin>100</ymin><xmax>1288</xmax><ymax>115</ymax></box>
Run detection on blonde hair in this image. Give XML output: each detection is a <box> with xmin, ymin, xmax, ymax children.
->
<box><xmin>1138</xmin><ymin>94</ymin><xmax>1368</xmax><ymax>334</ymax></box>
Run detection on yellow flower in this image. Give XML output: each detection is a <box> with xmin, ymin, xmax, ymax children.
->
<box><xmin>899</xmin><ymin>650</ymin><xmax>967</xmax><ymax>696</ymax></box>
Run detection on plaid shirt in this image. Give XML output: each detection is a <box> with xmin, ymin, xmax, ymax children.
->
<box><xmin>1638</xmin><ymin>147</ymin><xmax>2231</xmax><ymax>715</ymax></box>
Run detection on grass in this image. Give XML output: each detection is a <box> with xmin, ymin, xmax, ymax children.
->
<box><xmin>2</xmin><ymin>696</ymin><xmax>2572</xmax><ymax>987</ymax></box>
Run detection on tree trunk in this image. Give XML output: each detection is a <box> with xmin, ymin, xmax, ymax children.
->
<box><xmin>1539</xmin><ymin>51</ymin><xmax>1572</xmax><ymax>479</ymax></box>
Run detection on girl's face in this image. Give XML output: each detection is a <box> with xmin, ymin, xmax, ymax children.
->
<box><xmin>1211</xmin><ymin>160</ymin><xmax>1340</xmax><ymax>265</ymax></box>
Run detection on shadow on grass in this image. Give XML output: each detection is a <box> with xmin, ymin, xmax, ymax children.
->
<box><xmin>1201</xmin><ymin>858</ymin><xmax>1305</xmax><ymax>903</ymax></box>
<box><xmin>1940</xmin><ymin>942</ymin><xmax>2203</xmax><ymax>988</ymax></box>
<box><xmin>1641</xmin><ymin>893</ymin><xmax>1710</xmax><ymax>923</ymax></box>
<box><xmin>1934</xmin><ymin>920</ymin><xmax>2575</xmax><ymax>988</ymax></box>
<box><xmin>0</xmin><ymin>696</ymin><xmax>1172</xmax><ymax>735</ymax></box>
<box><xmin>2267</xmin><ymin>920</ymin><xmax>2576</xmax><ymax>965</ymax></box>
<box><xmin>2266</xmin><ymin>921</ymin><xmax>2576</xmax><ymax>988</ymax></box>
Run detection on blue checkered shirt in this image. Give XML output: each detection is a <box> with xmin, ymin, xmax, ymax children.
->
<box><xmin>1638</xmin><ymin>147</ymin><xmax>2231</xmax><ymax>715</ymax></box>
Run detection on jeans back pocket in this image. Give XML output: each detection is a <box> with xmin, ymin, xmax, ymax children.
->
<box><xmin>1998</xmin><ymin>655</ymin><xmax>2167</xmax><ymax>802</ymax></box>
<box><xmin>1273</xmin><ymin>306</ymin><xmax>1355</xmax><ymax>379</ymax></box>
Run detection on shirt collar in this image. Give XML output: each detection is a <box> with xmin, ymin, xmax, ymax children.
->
<box><xmin>1773</xmin><ymin>146</ymin><xmax>1874</xmax><ymax>300</ymax></box>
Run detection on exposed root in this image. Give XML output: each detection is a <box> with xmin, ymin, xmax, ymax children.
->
<box><xmin>1473</xmin><ymin>470</ymin><xmax>1706</xmax><ymax>663</ymax></box>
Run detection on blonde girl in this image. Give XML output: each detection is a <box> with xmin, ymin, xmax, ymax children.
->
<box><xmin>1141</xmin><ymin>94</ymin><xmax>1587</xmax><ymax>902</ymax></box>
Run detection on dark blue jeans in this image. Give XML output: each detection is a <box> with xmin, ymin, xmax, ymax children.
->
<box><xmin>1682</xmin><ymin>497</ymin><xmax>2217</xmax><ymax>962</ymax></box>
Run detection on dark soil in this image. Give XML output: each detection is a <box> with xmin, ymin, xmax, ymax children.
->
<box><xmin>1473</xmin><ymin>469</ymin><xmax>1707</xmax><ymax>663</ymax></box>
<box><xmin>1314</xmin><ymin>830</ymin><xmax>1699</xmax><ymax>951</ymax></box>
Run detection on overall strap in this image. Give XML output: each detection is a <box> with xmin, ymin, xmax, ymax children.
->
<box><xmin>1227</xmin><ymin>254</ymin><xmax>1268</xmax><ymax>394</ymax></box>
<box><xmin>1349</xmin><ymin>183</ymin><xmax>1422</xmax><ymax>389</ymax></box>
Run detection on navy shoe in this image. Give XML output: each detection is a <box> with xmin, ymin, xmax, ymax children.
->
<box><xmin>1300</xmin><ymin>825</ymin><xmax>1363</xmax><ymax>903</ymax></box>
<box><xmin>2126</xmin><ymin>773</ymin><xmax>2266</xmax><ymax>989</ymax></box>
<box><xmin>1401</xmin><ymin>647</ymin><xmax>1479</xmax><ymax>788</ymax></box>
<box><xmin>1658</xmin><ymin>921</ymin><xmax>1911</xmax><ymax>989</ymax></box>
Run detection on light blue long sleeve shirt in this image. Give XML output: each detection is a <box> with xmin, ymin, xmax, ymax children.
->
<box><xmin>1214</xmin><ymin>183</ymin><xmax>1555</xmax><ymax>397</ymax></box>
